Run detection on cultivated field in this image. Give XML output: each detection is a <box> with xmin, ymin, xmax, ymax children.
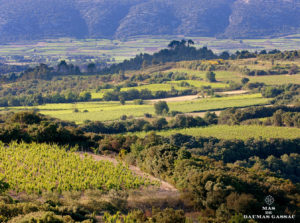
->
<box><xmin>0</xmin><ymin>94</ymin><xmax>269</xmax><ymax>123</ymax></box>
<box><xmin>1</xmin><ymin>35</ymin><xmax>300</xmax><ymax>65</ymax></box>
<box><xmin>133</xmin><ymin>125</ymin><xmax>300</xmax><ymax>140</ymax></box>
<box><xmin>0</xmin><ymin>142</ymin><xmax>150</xmax><ymax>194</ymax></box>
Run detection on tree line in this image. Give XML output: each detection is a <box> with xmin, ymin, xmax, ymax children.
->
<box><xmin>3</xmin><ymin>40</ymin><xmax>298</xmax><ymax>83</ymax></box>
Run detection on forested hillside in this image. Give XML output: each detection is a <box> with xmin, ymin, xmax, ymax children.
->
<box><xmin>0</xmin><ymin>0</ymin><xmax>299</xmax><ymax>42</ymax></box>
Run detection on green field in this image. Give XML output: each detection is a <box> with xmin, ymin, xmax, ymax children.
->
<box><xmin>248</xmin><ymin>74</ymin><xmax>300</xmax><ymax>85</ymax></box>
<box><xmin>0</xmin><ymin>94</ymin><xmax>269</xmax><ymax>123</ymax></box>
<box><xmin>165</xmin><ymin>68</ymin><xmax>300</xmax><ymax>85</ymax></box>
<box><xmin>0</xmin><ymin>142</ymin><xmax>149</xmax><ymax>194</ymax></box>
<box><xmin>91</xmin><ymin>81</ymin><xmax>228</xmax><ymax>100</ymax></box>
<box><xmin>169</xmin><ymin>94</ymin><xmax>268</xmax><ymax>112</ymax></box>
<box><xmin>133</xmin><ymin>125</ymin><xmax>300</xmax><ymax>140</ymax></box>
<box><xmin>121</xmin><ymin>83</ymin><xmax>189</xmax><ymax>92</ymax></box>
<box><xmin>164</xmin><ymin>68</ymin><xmax>242</xmax><ymax>83</ymax></box>
<box><xmin>1</xmin><ymin>35</ymin><xmax>300</xmax><ymax>66</ymax></box>
<box><xmin>169</xmin><ymin>80</ymin><xmax>228</xmax><ymax>89</ymax></box>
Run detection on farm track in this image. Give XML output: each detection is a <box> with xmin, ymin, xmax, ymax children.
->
<box><xmin>80</xmin><ymin>153</ymin><xmax>179</xmax><ymax>193</ymax></box>
<box><xmin>148</xmin><ymin>90</ymin><xmax>249</xmax><ymax>103</ymax></box>
<box><xmin>80</xmin><ymin>152</ymin><xmax>181</xmax><ymax>222</ymax></box>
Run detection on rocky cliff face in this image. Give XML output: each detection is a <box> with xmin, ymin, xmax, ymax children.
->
<box><xmin>0</xmin><ymin>0</ymin><xmax>299</xmax><ymax>42</ymax></box>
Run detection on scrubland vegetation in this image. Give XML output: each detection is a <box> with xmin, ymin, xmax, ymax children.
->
<box><xmin>0</xmin><ymin>40</ymin><xmax>299</xmax><ymax>222</ymax></box>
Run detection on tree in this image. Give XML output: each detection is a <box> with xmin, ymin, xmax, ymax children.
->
<box><xmin>142</xmin><ymin>60</ymin><xmax>148</xmax><ymax>69</ymax></box>
<box><xmin>79</xmin><ymin>91</ymin><xmax>91</xmax><ymax>101</ymax></box>
<box><xmin>262</xmin><ymin>86</ymin><xmax>283</xmax><ymax>98</ymax></box>
<box><xmin>204</xmin><ymin>112</ymin><xmax>218</xmax><ymax>125</ymax></box>
<box><xmin>187</xmin><ymin>39</ymin><xmax>194</xmax><ymax>47</ymax></box>
<box><xmin>241</xmin><ymin>78</ymin><xmax>250</xmax><ymax>85</ymax></box>
<box><xmin>57</xmin><ymin>60</ymin><xmax>68</xmax><ymax>73</ymax></box>
<box><xmin>154</xmin><ymin>101</ymin><xmax>169</xmax><ymax>115</ymax></box>
<box><xmin>220</xmin><ymin>51</ymin><xmax>230</xmax><ymax>60</ymax></box>
<box><xmin>168</xmin><ymin>40</ymin><xmax>181</xmax><ymax>49</ymax></box>
<box><xmin>180</xmin><ymin>39</ymin><xmax>187</xmax><ymax>46</ymax></box>
<box><xmin>119</xmin><ymin>96</ymin><xmax>125</xmax><ymax>105</ymax></box>
<box><xmin>87</xmin><ymin>63</ymin><xmax>96</xmax><ymax>74</ymax></box>
<box><xmin>272</xmin><ymin>110</ymin><xmax>283</xmax><ymax>126</ymax></box>
<box><xmin>206</xmin><ymin>71</ymin><xmax>216</xmax><ymax>82</ymax></box>
<box><xmin>152</xmin><ymin>118</ymin><xmax>168</xmax><ymax>130</ymax></box>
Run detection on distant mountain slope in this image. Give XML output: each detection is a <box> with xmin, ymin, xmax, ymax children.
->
<box><xmin>0</xmin><ymin>0</ymin><xmax>299</xmax><ymax>42</ymax></box>
<box><xmin>0</xmin><ymin>0</ymin><xmax>88</xmax><ymax>41</ymax></box>
<box><xmin>114</xmin><ymin>0</ymin><xmax>234</xmax><ymax>38</ymax></box>
<box><xmin>224</xmin><ymin>0</ymin><xmax>300</xmax><ymax>38</ymax></box>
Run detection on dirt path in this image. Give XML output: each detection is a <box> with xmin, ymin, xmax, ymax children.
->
<box><xmin>218</xmin><ymin>90</ymin><xmax>248</xmax><ymax>95</ymax></box>
<box><xmin>149</xmin><ymin>95</ymin><xmax>199</xmax><ymax>103</ymax></box>
<box><xmin>186</xmin><ymin>110</ymin><xmax>222</xmax><ymax>117</ymax></box>
<box><xmin>148</xmin><ymin>90</ymin><xmax>249</xmax><ymax>103</ymax></box>
<box><xmin>79</xmin><ymin>153</ymin><xmax>178</xmax><ymax>192</ymax></box>
<box><xmin>79</xmin><ymin>153</ymin><xmax>181</xmax><ymax>222</ymax></box>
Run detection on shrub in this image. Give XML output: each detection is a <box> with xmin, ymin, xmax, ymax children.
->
<box><xmin>144</xmin><ymin>113</ymin><xmax>153</xmax><ymax>118</ymax></box>
<box><xmin>11</xmin><ymin>111</ymin><xmax>42</xmax><ymax>124</ymax></box>
<box><xmin>133</xmin><ymin>99</ymin><xmax>144</xmax><ymax>105</ymax></box>
<box><xmin>170</xmin><ymin>110</ymin><xmax>183</xmax><ymax>117</ymax></box>
<box><xmin>262</xmin><ymin>86</ymin><xmax>283</xmax><ymax>98</ymax></box>
<box><xmin>241</xmin><ymin>78</ymin><xmax>249</xmax><ymax>85</ymax></box>
<box><xmin>204</xmin><ymin>112</ymin><xmax>218</xmax><ymax>125</ymax></box>
<box><xmin>206</xmin><ymin>71</ymin><xmax>216</xmax><ymax>82</ymax></box>
<box><xmin>120</xmin><ymin>115</ymin><xmax>127</xmax><ymax>121</ymax></box>
<box><xmin>154</xmin><ymin>101</ymin><xmax>169</xmax><ymax>115</ymax></box>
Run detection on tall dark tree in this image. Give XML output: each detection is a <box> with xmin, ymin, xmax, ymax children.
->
<box><xmin>180</xmin><ymin>39</ymin><xmax>187</xmax><ymax>47</ymax></box>
<box><xmin>206</xmin><ymin>71</ymin><xmax>216</xmax><ymax>82</ymax></box>
<box><xmin>87</xmin><ymin>63</ymin><xmax>96</xmax><ymax>74</ymax></box>
<box><xmin>168</xmin><ymin>40</ymin><xmax>181</xmax><ymax>49</ymax></box>
<box><xmin>57</xmin><ymin>60</ymin><xmax>68</xmax><ymax>73</ymax></box>
<box><xmin>187</xmin><ymin>39</ymin><xmax>194</xmax><ymax>47</ymax></box>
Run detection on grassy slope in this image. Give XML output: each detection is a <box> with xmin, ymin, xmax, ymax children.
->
<box><xmin>132</xmin><ymin>125</ymin><xmax>300</xmax><ymax>140</ymax></box>
<box><xmin>165</xmin><ymin>67</ymin><xmax>300</xmax><ymax>85</ymax></box>
<box><xmin>0</xmin><ymin>94</ymin><xmax>269</xmax><ymax>123</ymax></box>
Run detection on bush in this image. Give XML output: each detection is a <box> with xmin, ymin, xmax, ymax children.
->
<box><xmin>170</xmin><ymin>110</ymin><xmax>183</xmax><ymax>117</ymax></box>
<box><xmin>204</xmin><ymin>112</ymin><xmax>218</xmax><ymax>125</ymax></box>
<box><xmin>11</xmin><ymin>111</ymin><xmax>42</xmax><ymax>124</ymax></box>
<box><xmin>120</xmin><ymin>115</ymin><xmax>127</xmax><ymax>121</ymax></box>
<box><xmin>241</xmin><ymin>78</ymin><xmax>249</xmax><ymax>85</ymax></box>
<box><xmin>133</xmin><ymin>99</ymin><xmax>144</xmax><ymax>105</ymax></box>
<box><xmin>262</xmin><ymin>86</ymin><xmax>283</xmax><ymax>98</ymax></box>
<box><xmin>154</xmin><ymin>101</ymin><xmax>169</xmax><ymax>115</ymax></box>
<box><xmin>119</xmin><ymin>96</ymin><xmax>125</xmax><ymax>105</ymax></box>
<box><xmin>206</xmin><ymin>71</ymin><xmax>216</xmax><ymax>82</ymax></box>
<box><xmin>144</xmin><ymin>113</ymin><xmax>153</xmax><ymax>118</ymax></box>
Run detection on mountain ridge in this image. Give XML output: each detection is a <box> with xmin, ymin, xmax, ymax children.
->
<box><xmin>0</xmin><ymin>0</ymin><xmax>299</xmax><ymax>42</ymax></box>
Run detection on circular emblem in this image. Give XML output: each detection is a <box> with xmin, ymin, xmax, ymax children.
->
<box><xmin>265</xmin><ymin>195</ymin><xmax>275</xmax><ymax>206</ymax></box>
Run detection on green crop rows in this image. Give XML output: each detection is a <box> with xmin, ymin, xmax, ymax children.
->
<box><xmin>133</xmin><ymin>125</ymin><xmax>300</xmax><ymax>140</ymax></box>
<box><xmin>0</xmin><ymin>142</ymin><xmax>150</xmax><ymax>194</ymax></box>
